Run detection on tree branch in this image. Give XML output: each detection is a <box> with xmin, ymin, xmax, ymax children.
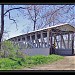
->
<box><xmin>8</xmin><ymin>12</ymin><xmax>18</xmax><ymax>30</ymax></box>
<box><xmin>27</xmin><ymin>9</ymin><xmax>34</xmax><ymax>21</ymax></box>
<box><xmin>4</xmin><ymin>7</ymin><xmax>28</xmax><ymax>15</ymax></box>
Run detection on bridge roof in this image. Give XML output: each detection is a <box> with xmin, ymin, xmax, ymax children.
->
<box><xmin>28</xmin><ymin>23</ymin><xmax>75</xmax><ymax>33</ymax></box>
<box><xmin>9</xmin><ymin>23</ymin><xmax>75</xmax><ymax>39</ymax></box>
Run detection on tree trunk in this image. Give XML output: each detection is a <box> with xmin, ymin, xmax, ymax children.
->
<box><xmin>34</xmin><ymin>20</ymin><xmax>36</xmax><ymax>31</ymax></box>
<box><xmin>33</xmin><ymin>5</ymin><xmax>36</xmax><ymax>31</ymax></box>
<box><xmin>0</xmin><ymin>5</ymin><xmax>4</xmax><ymax>50</ymax></box>
<box><xmin>0</xmin><ymin>37</ymin><xmax>1</xmax><ymax>50</ymax></box>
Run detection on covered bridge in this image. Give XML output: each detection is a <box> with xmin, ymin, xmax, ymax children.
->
<box><xmin>8</xmin><ymin>23</ymin><xmax>75</xmax><ymax>56</ymax></box>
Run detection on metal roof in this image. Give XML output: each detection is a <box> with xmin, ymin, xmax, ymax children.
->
<box><xmin>27</xmin><ymin>23</ymin><xmax>75</xmax><ymax>33</ymax></box>
<box><xmin>9</xmin><ymin>23</ymin><xmax>75</xmax><ymax>39</ymax></box>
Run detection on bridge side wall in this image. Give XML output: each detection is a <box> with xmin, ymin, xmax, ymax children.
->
<box><xmin>55</xmin><ymin>49</ymin><xmax>72</xmax><ymax>55</ymax></box>
<box><xmin>21</xmin><ymin>48</ymin><xmax>50</xmax><ymax>56</ymax></box>
<box><xmin>21</xmin><ymin>48</ymin><xmax>72</xmax><ymax>56</ymax></box>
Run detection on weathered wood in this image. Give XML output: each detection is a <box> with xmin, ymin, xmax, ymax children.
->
<box><xmin>41</xmin><ymin>31</ymin><xmax>43</xmax><ymax>48</ymax></box>
<box><xmin>30</xmin><ymin>34</ymin><xmax>32</xmax><ymax>42</ymax></box>
<box><xmin>25</xmin><ymin>35</ymin><xmax>27</xmax><ymax>42</ymax></box>
<box><xmin>50</xmin><ymin>30</ymin><xmax>52</xmax><ymax>54</ymax></box>
<box><xmin>61</xmin><ymin>35</ymin><xmax>66</xmax><ymax>49</ymax></box>
<box><xmin>43</xmin><ymin>39</ymin><xmax>46</xmax><ymax>48</ymax></box>
<box><xmin>55</xmin><ymin>36</ymin><xmax>59</xmax><ymax>49</ymax></box>
<box><xmin>60</xmin><ymin>34</ymin><xmax>63</xmax><ymax>48</ymax></box>
<box><xmin>35</xmin><ymin>33</ymin><xmax>38</xmax><ymax>48</ymax></box>
<box><xmin>16</xmin><ymin>37</ymin><xmax>18</xmax><ymax>42</ymax></box>
<box><xmin>68</xmin><ymin>33</ymin><xmax>70</xmax><ymax>48</ymax></box>
<box><xmin>7</xmin><ymin>24</ymin><xmax>75</xmax><ymax>55</ymax></box>
<box><xmin>20</xmin><ymin>37</ymin><xmax>22</xmax><ymax>42</ymax></box>
<box><xmin>47</xmin><ymin>30</ymin><xmax>50</xmax><ymax>48</ymax></box>
<box><xmin>72</xmin><ymin>33</ymin><xmax>74</xmax><ymax>55</ymax></box>
<box><xmin>54</xmin><ymin>35</ymin><xmax>56</xmax><ymax>48</ymax></box>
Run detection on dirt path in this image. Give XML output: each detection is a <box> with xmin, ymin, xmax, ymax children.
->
<box><xmin>22</xmin><ymin>56</ymin><xmax>75</xmax><ymax>70</ymax></box>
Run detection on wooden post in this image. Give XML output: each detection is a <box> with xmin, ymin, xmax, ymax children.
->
<box><xmin>54</xmin><ymin>35</ymin><xmax>56</xmax><ymax>48</ymax></box>
<box><xmin>25</xmin><ymin>35</ymin><xmax>27</xmax><ymax>48</ymax></box>
<box><xmin>20</xmin><ymin>37</ymin><xmax>22</xmax><ymax>42</ymax></box>
<box><xmin>30</xmin><ymin>34</ymin><xmax>32</xmax><ymax>42</ymax></box>
<box><xmin>43</xmin><ymin>38</ymin><xmax>45</xmax><ymax>48</ymax></box>
<box><xmin>68</xmin><ymin>33</ymin><xmax>70</xmax><ymax>49</ymax></box>
<box><xmin>16</xmin><ymin>37</ymin><xmax>19</xmax><ymax>47</ymax></box>
<box><xmin>50</xmin><ymin>30</ymin><xmax>52</xmax><ymax>54</ymax></box>
<box><xmin>41</xmin><ymin>31</ymin><xmax>43</xmax><ymax>48</ymax></box>
<box><xmin>47</xmin><ymin>30</ymin><xmax>50</xmax><ymax>48</ymax></box>
<box><xmin>12</xmin><ymin>39</ymin><xmax>15</xmax><ymax>43</ymax></box>
<box><xmin>30</xmin><ymin>34</ymin><xmax>33</xmax><ymax>48</ymax></box>
<box><xmin>55</xmin><ymin>36</ymin><xmax>59</xmax><ymax>49</ymax></box>
<box><xmin>60</xmin><ymin>34</ymin><xmax>63</xmax><ymax>48</ymax></box>
<box><xmin>25</xmin><ymin>35</ymin><xmax>27</xmax><ymax>42</ymax></box>
<box><xmin>61</xmin><ymin>35</ymin><xmax>66</xmax><ymax>49</ymax></box>
<box><xmin>72</xmin><ymin>33</ymin><xmax>74</xmax><ymax>55</ymax></box>
<box><xmin>16</xmin><ymin>37</ymin><xmax>18</xmax><ymax>42</ymax></box>
<box><xmin>35</xmin><ymin>32</ymin><xmax>38</xmax><ymax>48</ymax></box>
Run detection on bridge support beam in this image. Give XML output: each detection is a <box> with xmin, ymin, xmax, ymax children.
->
<box><xmin>72</xmin><ymin>33</ymin><xmax>74</xmax><ymax>55</ymax></box>
<box><xmin>60</xmin><ymin>34</ymin><xmax>63</xmax><ymax>48</ymax></box>
<box><xmin>41</xmin><ymin>31</ymin><xmax>43</xmax><ymax>48</ymax></box>
<box><xmin>47</xmin><ymin>30</ymin><xmax>50</xmax><ymax>48</ymax></box>
<box><xmin>25</xmin><ymin>35</ymin><xmax>27</xmax><ymax>42</ymax></box>
<box><xmin>30</xmin><ymin>34</ymin><xmax>32</xmax><ymax>43</ymax></box>
<box><xmin>35</xmin><ymin>33</ymin><xmax>38</xmax><ymax>48</ymax></box>
<box><xmin>68</xmin><ymin>33</ymin><xmax>70</xmax><ymax>49</ymax></box>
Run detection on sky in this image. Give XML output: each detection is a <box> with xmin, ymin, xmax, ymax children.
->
<box><xmin>0</xmin><ymin>5</ymin><xmax>75</xmax><ymax>40</ymax></box>
<box><xmin>0</xmin><ymin>5</ymin><xmax>34</xmax><ymax>40</ymax></box>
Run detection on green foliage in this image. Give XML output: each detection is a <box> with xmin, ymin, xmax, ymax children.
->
<box><xmin>25</xmin><ymin>54</ymin><xmax>64</xmax><ymax>65</ymax></box>
<box><xmin>0</xmin><ymin>40</ymin><xmax>19</xmax><ymax>58</ymax></box>
<box><xmin>46</xmin><ymin>54</ymin><xmax>64</xmax><ymax>63</ymax></box>
<box><xmin>0</xmin><ymin>54</ymin><xmax>64</xmax><ymax>70</ymax></box>
<box><xmin>2</xmin><ymin>40</ymin><xmax>18</xmax><ymax>51</ymax></box>
<box><xmin>16</xmin><ymin>50</ymin><xmax>27</xmax><ymax>58</ymax></box>
<box><xmin>31</xmin><ymin>55</ymin><xmax>47</xmax><ymax>64</ymax></box>
<box><xmin>0</xmin><ymin>58</ymin><xmax>19</xmax><ymax>70</ymax></box>
<box><xmin>0</xmin><ymin>57</ymin><xmax>26</xmax><ymax>70</ymax></box>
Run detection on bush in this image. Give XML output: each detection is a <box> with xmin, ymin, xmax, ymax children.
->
<box><xmin>0</xmin><ymin>57</ymin><xmax>26</xmax><ymax>70</ymax></box>
<box><xmin>0</xmin><ymin>58</ymin><xmax>19</xmax><ymax>69</ymax></box>
<box><xmin>0</xmin><ymin>40</ymin><xmax>19</xmax><ymax>58</ymax></box>
<box><xmin>0</xmin><ymin>40</ymin><xmax>28</xmax><ymax>59</ymax></box>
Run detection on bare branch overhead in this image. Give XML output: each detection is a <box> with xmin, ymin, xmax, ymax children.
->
<box><xmin>4</xmin><ymin>7</ymin><xmax>28</xmax><ymax>15</ymax></box>
<box><xmin>8</xmin><ymin>12</ymin><xmax>18</xmax><ymax>30</ymax></box>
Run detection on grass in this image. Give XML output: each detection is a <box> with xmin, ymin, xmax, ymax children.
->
<box><xmin>0</xmin><ymin>54</ymin><xmax>64</xmax><ymax>70</ymax></box>
<box><xmin>0</xmin><ymin>58</ymin><xmax>22</xmax><ymax>70</ymax></box>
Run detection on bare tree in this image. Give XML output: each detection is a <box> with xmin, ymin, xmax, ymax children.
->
<box><xmin>26</xmin><ymin>5</ymin><xmax>43</xmax><ymax>31</ymax></box>
<box><xmin>0</xmin><ymin>5</ymin><xmax>4</xmax><ymax>50</ymax></box>
<box><xmin>20</xmin><ymin>5</ymin><xmax>75</xmax><ymax>33</ymax></box>
<box><xmin>0</xmin><ymin>5</ymin><xmax>29</xmax><ymax>50</ymax></box>
<box><xmin>1</xmin><ymin>5</ymin><xmax>75</xmax><ymax>50</ymax></box>
<box><xmin>42</xmin><ymin>5</ymin><xmax>75</xmax><ymax>27</ymax></box>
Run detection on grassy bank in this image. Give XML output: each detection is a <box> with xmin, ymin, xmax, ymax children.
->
<box><xmin>0</xmin><ymin>54</ymin><xmax>64</xmax><ymax>70</ymax></box>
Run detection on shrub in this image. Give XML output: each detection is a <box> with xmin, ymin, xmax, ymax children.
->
<box><xmin>0</xmin><ymin>41</ymin><xmax>22</xmax><ymax>58</ymax></box>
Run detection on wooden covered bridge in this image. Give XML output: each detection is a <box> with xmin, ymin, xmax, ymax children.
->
<box><xmin>8</xmin><ymin>23</ymin><xmax>75</xmax><ymax>56</ymax></box>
